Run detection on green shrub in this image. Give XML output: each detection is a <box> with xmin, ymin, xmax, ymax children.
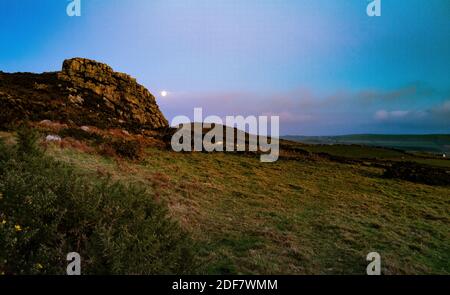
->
<box><xmin>16</xmin><ymin>126</ymin><xmax>42</xmax><ymax>157</ymax></box>
<box><xmin>0</xmin><ymin>128</ymin><xmax>196</xmax><ymax>274</ymax></box>
<box><xmin>0</xmin><ymin>137</ymin><xmax>9</xmax><ymax>163</ymax></box>
<box><xmin>109</xmin><ymin>138</ymin><xmax>143</xmax><ymax>160</ymax></box>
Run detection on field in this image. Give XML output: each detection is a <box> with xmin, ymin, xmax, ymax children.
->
<box><xmin>1</xmin><ymin>130</ymin><xmax>449</xmax><ymax>274</ymax></box>
<box><xmin>297</xmin><ymin>145</ymin><xmax>450</xmax><ymax>168</ymax></box>
<box><xmin>283</xmin><ymin>134</ymin><xmax>450</xmax><ymax>154</ymax></box>
<box><xmin>51</xmin><ymin>140</ymin><xmax>450</xmax><ymax>274</ymax></box>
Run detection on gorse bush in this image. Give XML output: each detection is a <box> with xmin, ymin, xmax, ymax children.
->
<box><xmin>110</xmin><ymin>138</ymin><xmax>143</xmax><ymax>160</ymax></box>
<box><xmin>98</xmin><ymin>138</ymin><xmax>144</xmax><ymax>160</ymax></box>
<box><xmin>16</xmin><ymin>126</ymin><xmax>43</xmax><ymax>157</ymax></box>
<box><xmin>0</xmin><ymin>128</ymin><xmax>196</xmax><ymax>274</ymax></box>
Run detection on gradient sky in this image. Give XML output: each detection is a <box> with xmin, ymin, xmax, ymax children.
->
<box><xmin>1</xmin><ymin>0</ymin><xmax>449</xmax><ymax>135</ymax></box>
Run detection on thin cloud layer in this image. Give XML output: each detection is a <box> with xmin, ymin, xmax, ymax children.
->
<box><xmin>160</xmin><ymin>84</ymin><xmax>450</xmax><ymax>135</ymax></box>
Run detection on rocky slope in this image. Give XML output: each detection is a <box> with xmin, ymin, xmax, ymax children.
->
<box><xmin>0</xmin><ymin>58</ymin><xmax>168</xmax><ymax>133</ymax></box>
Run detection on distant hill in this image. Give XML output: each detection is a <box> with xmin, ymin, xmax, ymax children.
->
<box><xmin>282</xmin><ymin>134</ymin><xmax>450</xmax><ymax>154</ymax></box>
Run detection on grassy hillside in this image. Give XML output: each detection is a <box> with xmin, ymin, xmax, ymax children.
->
<box><xmin>1</xmin><ymin>129</ymin><xmax>449</xmax><ymax>274</ymax></box>
<box><xmin>0</xmin><ymin>129</ymin><xmax>195</xmax><ymax>275</ymax></box>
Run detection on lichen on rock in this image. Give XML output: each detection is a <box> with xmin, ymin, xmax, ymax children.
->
<box><xmin>0</xmin><ymin>58</ymin><xmax>168</xmax><ymax>133</ymax></box>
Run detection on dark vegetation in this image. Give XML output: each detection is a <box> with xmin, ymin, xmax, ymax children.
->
<box><xmin>58</xmin><ymin>127</ymin><xmax>144</xmax><ymax>160</ymax></box>
<box><xmin>0</xmin><ymin>127</ymin><xmax>196</xmax><ymax>274</ymax></box>
<box><xmin>108</xmin><ymin>138</ymin><xmax>144</xmax><ymax>160</ymax></box>
<box><xmin>384</xmin><ymin>162</ymin><xmax>450</xmax><ymax>186</ymax></box>
<box><xmin>59</xmin><ymin>127</ymin><xmax>103</xmax><ymax>143</ymax></box>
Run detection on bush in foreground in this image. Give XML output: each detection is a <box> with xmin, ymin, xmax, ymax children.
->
<box><xmin>0</xmin><ymin>129</ymin><xmax>196</xmax><ymax>275</ymax></box>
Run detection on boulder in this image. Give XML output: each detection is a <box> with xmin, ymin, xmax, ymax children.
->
<box><xmin>46</xmin><ymin>135</ymin><xmax>62</xmax><ymax>142</ymax></box>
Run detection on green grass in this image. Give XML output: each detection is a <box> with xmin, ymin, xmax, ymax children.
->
<box><xmin>1</xmin><ymin>129</ymin><xmax>449</xmax><ymax>274</ymax></box>
<box><xmin>46</xmin><ymin>143</ymin><xmax>450</xmax><ymax>275</ymax></box>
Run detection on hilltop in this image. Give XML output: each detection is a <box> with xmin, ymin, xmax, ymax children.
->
<box><xmin>0</xmin><ymin>58</ymin><xmax>168</xmax><ymax>133</ymax></box>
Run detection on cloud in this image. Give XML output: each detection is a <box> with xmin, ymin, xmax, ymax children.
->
<box><xmin>158</xmin><ymin>85</ymin><xmax>450</xmax><ymax>135</ymax></box>
<box><xmin>431</xmin><ymin>100</ymin><xmax>450</xmax><ymax>115</ymax></box>
<box><xmin>357</xmin><ymin>82</ymin><xmax>437</xmax><ymax>104</ymax></box>
<box><xmin>374</xmin><ymin>110</ymin><xmax>389</xmax><ymax>120</ymax></box>
<box><xmin>374</xmin><ymin>110</ymin><xmax>416</xmax><ymax>120</ymax></box>
<box><xmin>261</xmin><ymin>111</ymin><xmax>315</xmax><ymax>123</ymax></box>
<box><xmin>373</xmin><ymin>100</ymin><xmax>450</xmax><ymax>132</ymax></box>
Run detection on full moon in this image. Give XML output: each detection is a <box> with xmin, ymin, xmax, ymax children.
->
<box><xmin>160</xmin><ymin>91</ymin><xmax>168</xmax><ymax>97</ymax></box>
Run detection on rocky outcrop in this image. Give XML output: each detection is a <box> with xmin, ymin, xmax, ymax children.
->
<box><xmin>0</xmin><ymin>58</ymin><xmax>168</xmax><ymax>132</ymax></box>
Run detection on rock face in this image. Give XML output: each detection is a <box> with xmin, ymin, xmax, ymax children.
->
<box><xmin>0</xmin><ymin>58</ymin><xmax>168</xmax><ymax>132</ymax></box>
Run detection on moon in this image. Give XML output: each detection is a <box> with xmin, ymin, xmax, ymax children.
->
<box><xmin>160</xmin><ymin>91</ymin><xmax>168</xmax><ymax>97</ymax></box>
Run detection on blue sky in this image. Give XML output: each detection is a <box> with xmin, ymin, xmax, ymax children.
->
<box><xmin>1</xmin><ymin>0</ymin><xmax>449</xmax><ymax>135</ymax></box>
